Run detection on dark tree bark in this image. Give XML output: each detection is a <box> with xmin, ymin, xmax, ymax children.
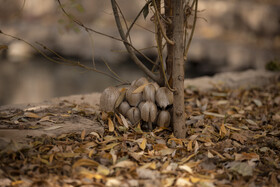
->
<box><xmin>172</xmin><ymin>0</ymin><xmax>186</xmax><ymax>138</ymax></box>
<box><xmin>164</xmin><ymin>0</ymin><xmax>174</xmax><ymax>87</ymax></box>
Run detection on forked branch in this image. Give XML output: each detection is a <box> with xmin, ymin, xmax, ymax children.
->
<box><xmin>111</xmin><ymin>0</ymin><xmax>160</xmax><ymax>83</ymax></box>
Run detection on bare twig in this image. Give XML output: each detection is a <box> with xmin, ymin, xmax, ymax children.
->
<box><xmin>57</xmin><ymin>0</ymin><xmax>123</xmax><ymax>43</ymax></box>
<box><xmin>125</xmin><ymin>1</ymin><xmax>150</xmax><ymax>38</ymax></box>
<box><xmin>87</xmin><ymin>32</ymin><xmax>96</xmax><ymax>69</ymax></box>
<box><xmin>101</xmin><ymin>58</ymin><xmax>128</xmax><ymax>84</ymax></box>
<box><xmin>0</xmin><ymin>30</ymin><xmax>125</xmax><ymax>83</ymax></box>
<box><xmin>184</xmin><ymin>0</ymin><xmax>198</xmax><ymax>61</ymax></box>
<box><xmin>152</xmin><ymin>0</ymin><xmax>174</xmax><ymax>45</ymax></box>
<box><xmin>115</xmin><ymin>0</ymin><xmax>132</xmax><ymax>44</ymax></box>
<box><xmin>111</xmin><ymin>0</ymin><xmax>160</xmax><ymax>83</ymax></box>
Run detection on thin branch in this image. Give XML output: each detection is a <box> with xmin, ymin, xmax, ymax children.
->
<box><xmin>58</xmin><ymin>0</ymin><xmax>156</xmax><ymax>68</ymax></box>
<box><xmin>152</xmin><ymin>0</ymin><xmax>174</xmax><ymax>45</ymax></box>
<box><xmin>111</xmin><ymin>0</ymin><xmax>159</xmax><ymax>83</ymax></box>
<box><xmin>115</xmin><ymin>0</ymin><xmax>132</xmax><ymax>44</ymax></box>
<box><xmin>87</xmin><ymin>31</ymin><xmax>96</xmax><ymax>69</ymax></box>
<box><xmin>57</xmin><ymin>0</ymin><xmax>123</xmax><ymax>43</ymax></box>
<box><xmin>0</xmin><ymin>30</ymin><xmax>125</xmax><ymax>83</ymax></box>
<box><xmin>125</xmin><ymin>1</ymin><xmax>149</xmax><ymax>38</ymax></box>
<box><xmin>184</xmin><ymin>0</ymin><xmax>198</xmax><ymax>61</ymax></box>
<box><xmin>101</xmin><ymin>57</ymin><xmax>128</xmax><ymax>84</ymax></box>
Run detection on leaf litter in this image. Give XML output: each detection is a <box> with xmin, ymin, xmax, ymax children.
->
<box><xmin>0</xmin><ymin>81</ymin><xmax>280</xmax><ymax>186</ymax></box>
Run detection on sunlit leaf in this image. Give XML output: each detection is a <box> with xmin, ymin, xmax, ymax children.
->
<box><xmin>132</xmin><ymin>82</ymin><xmax>149</xmax><ymax>94</ymax></box>
<box><xmin>114</xmin><ymin>160</ymin><xmax>136</xmax><ymax>168</ymax></box>
<box><xmin>56</xmin><ymin>153</ymin><xmax>80</xmax><ymax>158</ymax></box>
<box><xmin>115</xmin><ymin>88</ymin><xmax>126</xmax><ymax>108</ymax></box>
<box><xmin>73</xmin><ymin>158</ymin><xmax>99</xmax><ymax>168</ymax></box>
<box><xmin>139</xmin><ymin>138</ymin><xmax>147</xmax><ymax>150</ymax></box>
<box><xmin>162</xmin><ymin>177</ymin><xmax>176</xmax><ymax>187</ymax></box>
<box><xmin>159</xmin><ymin>148</ymin><xmax>175</xmax><ymax>156</ymax></box>
<box><xmin>203</xmin><ymin>111</ymin><xmax>225</xmax><ymax>118</ymax></box>
<box><xmin>219</xmin><ymin>123</ymin><xmax>227</xmax><ymax>138</ymax></box>
<box><xmin>24</xmin><ymin>112</ymin><xmax>41</xmax><ymax>118</ymax></box>
<box><xmin>100</xmin><ymin>142</ymin><xmax>119</xmax><ymax>150</ymax></box>
<box><xmin>179</xmin><ymin>164</ymin><xmax>193</xmax><ymax>174</ymax></box>
<box><xmin>120</xmin><ymin>113</ymin><xmax>129</xmax><ymax>128</ymax></box>
<box><xmin>97</xmin><ymin>165</ymin><xmax>110</xmax><ymax>176</ymax></box>
<box><xmin>106</xmin><ymin>178</ymin><xmax>121</xmax><ymax>186</ymax></box>
<box><xmin>253</xmin><ymin>99</ymin><xmax>262</xmax><ymax>107</ymax></box>
<box><xmin>234</xmin><ymin>152</ymin><xmax>260</xmax><ymax>161</ymax></box>
<box><xmin>187</xmin><ymin>140</ymin><xmax>193</xmax><ymax>151</ymax></box>
<box><xmin>108</xmin><ymin>118</ymin><xmax>114</xmax><ymax>132</ymax></box>
<box><xmin>89</xmin><ymin>131</ymin><xmax>101</xmax><ymax>139</ymax></box>
<box><xmin>175</xmin><ymin>178</ymin><xmax>192</xmax><ymax>186</ymax></box>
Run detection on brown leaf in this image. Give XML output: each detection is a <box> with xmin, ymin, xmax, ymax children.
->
<box><xmin>235</xmin><ymin>152</ymin><xmax>260</xmax><ymax>161</ymax></box>
<box><xmin>108</xmin><ymin>117</ymin><xmax>114</xmax><ymax>132</ymax></box>
<box><xmin>114</xmin><ymin>160</ymin><xmax>136</xmax><ymax>168</ymax></box>
<box><xmin>219</xmin><ymin>123</ymin><xmax>228</xmax><ymax>138</ymax></box>
<box><xmin>73</xmin><ymin>158</ymin><xmax>99</xmax><ymax>168</ymax></box>
<box><xmin>120</xmin><ymin>113</ymin><xmax>129</xmax><ymax>128</ymax></box>
<box><xmin>231</xmin><ymin>132</ymin><xmax>247</xmax><ymax>144</ymax></box>
<box><xmin>139</xmin><ymin>138</ymin><xmax>147</xmax><ymax>150</ymax></box>
<box><xmin>229</xmin><ymin>161</ymin><xmax>253</xmax><ymax>177</ymax></box>
<box><xmin>114</xmin><ymin>88</ymin><xmax>126</xmax><ymax>108</ymax></box>
<box><xmin>100</xmin><ymin>142</ymin><xmax>119</xmax><ymax>150</ymax></box>
<box><xmin>24</xmin><ymin>112</ymin><xmax>41</xmax><ymax>119</ymax></box>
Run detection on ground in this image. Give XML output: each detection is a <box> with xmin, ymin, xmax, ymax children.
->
<box><xmin>0</xmin><ymin>70</ymin><xmax>279</xmax><ymax>187</ymax></box>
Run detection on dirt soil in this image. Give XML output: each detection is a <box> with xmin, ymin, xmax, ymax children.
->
<box><xmin>0</xmin><ymin>70</ymin><xmax>279</xmax><ymax>186</ymax></box>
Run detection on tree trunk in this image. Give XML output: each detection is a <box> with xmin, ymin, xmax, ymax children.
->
<box><xmin>172</xmin><ymin>0</ymin><xmax>186</xmax><ymax>138</ymax></box>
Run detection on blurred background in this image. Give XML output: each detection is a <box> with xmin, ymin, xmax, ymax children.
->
<box><xmin>0</xmin><ymin>0</ymin><xmax>279</xmax><ymax>105</ymax></box>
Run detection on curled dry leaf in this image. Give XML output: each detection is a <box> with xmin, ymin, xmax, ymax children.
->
<box><xmin>156</xmin><ymin>87</ymin><xmax>173</xmax><ymax>109</ymax></box>
<box><xmin>100</xmin><ymin>87</ymin><xmax>120</xmax><ymax>112</ymax></box>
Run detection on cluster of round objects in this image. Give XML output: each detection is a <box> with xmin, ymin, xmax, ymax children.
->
<box><xmin>100</xmin><ymin>77</ymin><xmax>173</xmax><ymax>130</ymax></box>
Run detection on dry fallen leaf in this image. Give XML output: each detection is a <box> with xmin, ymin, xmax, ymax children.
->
<box><xmin>108</xmin><ymin>117</ymin><xmax>114</xmax><ymax>132</ymax></box>
<box><xmin>219</xmin><ymin>123</ymin><xmax>228</xmax><ymax>138</ymax></box>
<box><xmin>114</xmin><ymin>160</ymin><xmax>136</xmax><ymax>168</ymax></box>
<box><xmin>139</xmin><ymin>138</ymin><xmax>147</xmax><ymax>150</ymax></box>
<box><xmin>178</xmin><ymin>164</ymin><xmax>193</xmax><ymax>174</ymax></box>
<box><xmin>132</xmin><ymin>82</ymin><xmax>150</xmax><ymax>94</ymax></box>
<box><xmin>73</xmin><ymin>158</ymin><xmax>99</xmax><ymax>168</ymax></box>
<box><xmin>44</xmin><ymin>125</ymin><xmax>63</xmax><ymax>131</ymax></box>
